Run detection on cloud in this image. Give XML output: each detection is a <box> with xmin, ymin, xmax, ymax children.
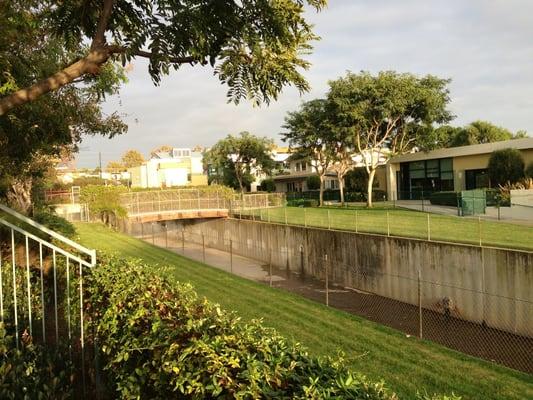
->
<box><xmin>77</xmin><ymin>0</ymin><xmax>533</xmax><ymax>167</ymax></box>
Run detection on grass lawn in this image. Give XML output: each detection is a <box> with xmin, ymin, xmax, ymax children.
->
<box><xmin>242</xmin><ymin>205</ymin><xmax>533</xmax><ymax>251</ymax></box>
<box><xmin>75</xmin><ymin>223</ymin><xmax>533</xmax><ymax>399</ymax></box>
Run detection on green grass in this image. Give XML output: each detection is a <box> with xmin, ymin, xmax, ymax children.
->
<box><xmin>243</xmin><ymin>206</ymin><xmax>533</xmax><ymax>251</ymax></box>
<box><xmin>75</xmin><ymin>223</ymin><xmax>533</xmax><ymax>400</ymax></box>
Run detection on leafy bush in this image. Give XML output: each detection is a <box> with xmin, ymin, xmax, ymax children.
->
<box><xmin>429</xmin><ymin>191</ymin><xmax>459</xmax><ymax>207</ymax></box>
<box><xmin>488</xmin><ymin>148</ymin><xmax>525</xmax><ymax>186</ymax></box>
<box><xmin>80</xmin><ymin>185</ymin><xmax>128</xmax><ymax>223</ymax></box>
<box><xmin>287</xmin><ymin>198</ymin><xmax>318</xmax><ymax>207</ymax></box>
<box><xmin>0</xmin><ymin>325</ymin><xmax>73</xmax><ymax>400</ymax></box>
<box><xmin>525</xmin><ymin>162</ymin><xmax>533</xmax><ymax>178</ymax></box>
<box><xmin>306</xmin><ymin>175</ymin><xmax>321</xmax><ymax>190</ymax></box>
<box><xmin>84</xmin><ymin>257</ymin><xmax>396</xmax><ymax>399</ymax></box>
<box><xmin>33</xmin><ymin>209</ymin><xmax>76</xmax><ymax>238</ymax></box>
<box><xmin>259</xmin><ymin>178</ymin><xmax>276</xmax><ymax>192</ymax></box>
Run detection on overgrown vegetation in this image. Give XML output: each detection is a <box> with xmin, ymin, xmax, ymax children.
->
<box><xmin>0</xmin><ymin>327</ymin><xmax>73</xmax><ymax>400</ymax></box>
<box><xmin>85</xmin><ymin>256</ymin><xmax>401</xmax><ymax>399</ymax></box>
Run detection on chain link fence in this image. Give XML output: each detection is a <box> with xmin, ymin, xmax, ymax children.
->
<box><xmin>116</xmin><ymin>219</ymin><xmax>533</xmax><ymax>375</ymax></box>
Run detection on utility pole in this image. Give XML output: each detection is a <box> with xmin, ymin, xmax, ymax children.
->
<box><xmin>98</xmin><ymin>152</ymin><xmax>102</xmax><ymax>178</ymax></box>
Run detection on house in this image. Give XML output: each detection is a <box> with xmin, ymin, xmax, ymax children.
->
<box><xmin>386</xmin><ymin>137</ymin><xmax>533</xmax><ymax>200</ymax></box>
<box><xmin>272</xmin><ymin>149</ymin><xmax>389</xmax><ymax>194</ymax></box>
<box><xmin>128</xmin><ymin>147</ymin><xmax>207</xmax><ymax>188</ymax></box>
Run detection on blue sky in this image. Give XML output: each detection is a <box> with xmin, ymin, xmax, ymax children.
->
<box><xmin>77</xmin><ymin>0</ymin><xmax>533</xmax><ymax>168</ymax></box>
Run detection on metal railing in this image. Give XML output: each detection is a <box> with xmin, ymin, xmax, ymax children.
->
<box><xmin>0</xmin><ymin>203</ymin><xmax>96</xmax><ymax>391</ymax></box>
<box><xmin>119</xmin><ymin>189</ymin><xmax>285</xmax><ymax>216</ymax></box>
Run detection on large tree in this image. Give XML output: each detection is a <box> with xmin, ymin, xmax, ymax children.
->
<box><xmin>328</xmin><ymin>71</ymin><xmax>452</xmax><ymax>207</ymax></box>
<box><xmin>204</xmin><ymin>132</ymin><xmax>274</xmax><ymax>194</ymax></box>
<box><xmin>121</xmin><ymin>150</ymin><xmax>145</xmax><ymax>168</ymax></box>
<box><xmin>0</xmin><ymin>0</ymin><xmax>326</xmax><ymax>116</ymax></box>
<box><xmin>282</xmin><ymin>99</ymin><xmax>336</xmax><ymax>206</ymax></box>
<box><xmin>0</xmin><ymin>0</ymin><xmax>127</xmax><ymax>212</ymax></box>
<box><xmin>424</xmin><ymin>121</ymin><xmax>529</xmax><ymax>150</ymax></box>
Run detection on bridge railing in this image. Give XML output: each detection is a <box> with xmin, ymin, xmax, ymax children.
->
<box><xmin>120</xmin><ymin>189</ymin><xmax>285</xmax><ymax>216</ymax></box>
<box><xmin>121</xmin><ymin>189</ymin><xmax>231</xmax><ymax>216</ymax></box>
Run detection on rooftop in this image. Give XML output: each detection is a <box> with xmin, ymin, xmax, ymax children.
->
<box><xmin>390</xmin><ymin>137</ymin><xmax>533</xmax><ymax>163</ymax></box>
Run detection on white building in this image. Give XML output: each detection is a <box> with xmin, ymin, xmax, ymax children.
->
<box><xmin>128</xmin><ymin>148</ymin><xmax>207</xmax><ymax>188</ymax></box>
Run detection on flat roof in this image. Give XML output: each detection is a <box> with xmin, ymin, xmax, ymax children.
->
<box><xmin>390</xmin><ymin>137</ymin><xmax>533</xmax><ymax>163</ymax></box>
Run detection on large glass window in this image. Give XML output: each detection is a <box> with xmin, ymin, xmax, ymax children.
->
<box><xmin>400</xmin><ymin>158</ymin><xmax>454</xmax><ymax>198</ymax></box>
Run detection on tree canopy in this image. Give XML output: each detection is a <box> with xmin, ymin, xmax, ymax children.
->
<box><xmin>121</xmin><ymin>150</ymin><xmax>145</xmax><ymax>168</ymax></box>
<box><xmin>0</xmin><ymin>0</ymin><xmax>327</xmax><ymax>115</ymax></box>
<box><xmin>426</xmin><ymin>121</ymin><xmax>528</xmax><ymax>149</ymax></box>
<box><xmin>327</xmin><ymin>71</ymin><xmax>452</xmax><ymax>206</ymax></box>
<box><xmin>282</xmin><ymin>99</ymin><xmax>336</xmax><ymax>206</ymax></box>
<box><xmin>0</xmin><ymin>0</ymin><xmax>127</xmax><ymax>212</ymax></box>
<box><xmin>204</xmin><ymin>132</ymin><xmax>274</xmax><ymax>193</ymax></box>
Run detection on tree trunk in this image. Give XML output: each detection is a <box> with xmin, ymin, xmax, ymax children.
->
<box><xmin>319</xmin><ymin>174</ymin><xmax>325</xmax><ymax>207</ymax></box>
<box><xmin>366</xmin><ymin>168</ymin><xmax>376</xmax><ymax>208</ymax></box>
<box><xmin>0</xmin><ymin>48</ymin><xmax>112</xmax><ymax>115</ymax></box>
<box><xmin>338</xmin><ymin>174</ymin><xmax>345</xmax><ymax>207</ymax></box>
<box><xmin>7</xmin><ymin>177</ymin><xmax>33</xmax><ymax>214</ymax></box>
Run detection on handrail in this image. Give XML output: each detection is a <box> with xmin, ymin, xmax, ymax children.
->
<box><xmin>0</xmin><ymin>218</ymin><xmax>94</xmax><ymax>268</ymax></box>
<box><xmin>0</xmin><ymin>204</ymin><xmax>96</xmax><ymax>266</ymax></box>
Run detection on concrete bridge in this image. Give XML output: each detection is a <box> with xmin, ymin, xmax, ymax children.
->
<box><xmin>120</xmin><ymin>189</ymin><xmax>284</xmax><ymax>223</ymax></box>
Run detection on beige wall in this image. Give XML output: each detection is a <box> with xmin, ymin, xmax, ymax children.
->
<box><xmin>191</xmin><ymin>174</ymin><xmax>208</xmax><ymax>186</ymax></box>
<box><xmin>387</xmin><ymin>148</ymin><xmax>533</xmax><ymax>197</ymax></box>
<box><xmin>179</xmin><ymin>218</ymin><xmax>533</xmax><ymax>337</ymax></box>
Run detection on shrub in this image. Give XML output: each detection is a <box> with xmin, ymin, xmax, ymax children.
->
<box><xmin>287</xmin><ymin>199</ymin><xmax>318</xmax><ymax>207</ymax></box>
<box><xmin>0</xmin><ymin>325</ymin><xmax>73</xmax><ymax>399</ymax></box>
<box><xmin>306</xmin><ymin>175</ymin><xmax>321</xmax><ymax>190</ymax></box>
<box><xmin>83</xmin><ymin>257</ymin><xmax>396</xmax><ymax>399</ymax></box>
<box><xmin>525</xmin><ymin>162</ymin><xmax>533</xmax><ymax>178</ymax></box>
<box><xmin>33</xmin><ymin>209</ymin><xmax>76</xmax><ymax>238</ymax></box>
<box><xmin>429</xmin><ymin>191</ymin><xmax>459</xmax><ymax>207</ymax></box>
<box><xmin>259</xmin><ymin>178</ymin><xmax>276</xmax><ymax>192</ymax></box>
<box><xmin>488</xmin><ymin>148</ymin><xmax>525</xmax><ymax>186</ymax></box>
<box><xmin>80</xmin><ymin>185</ymin><xmax>128</xmax><ymax>223</ymax></box>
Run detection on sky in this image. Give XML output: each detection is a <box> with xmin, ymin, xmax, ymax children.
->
<box><xmin>76</xmin><ymin>0</ymin><xmax>533</xmax><ymax>168</ymax></box>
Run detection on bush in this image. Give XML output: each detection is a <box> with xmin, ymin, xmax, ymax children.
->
<box><xmin>306</xmin><ymin>175</ymin><xmax>320</xmax><ymax>190</ymax></box>
<box><xmin>287</xmin><ymin>199</ymin><xmax>318</xmax><ymax>207</ymax></box>
<box><xmin>33</xmin><ymin>209</ymin><xmax>76</xmax><ymax>238</ymax></box>
<box><xmin>525</xmin><ymin>162</ymin><xmax>533</xmax><ymax>178</ymax></box>
<box><xmin>80</xmin><ymin>185</ymin><xmax>128</xmax><ymax>223</ymax></box>
<box><xmin>0</xmin><ymin>325</ymin><xmax>73</xmax><ymax>399</ymax></box>
<box><xmin>488</xmin><ymin>148</ymin><xmax>525</xmax><ymax>186</ymax></box>
<box><xmin>259</xmin><ymin>178</ymin><xmax>276</xmax><ymax>192</ymax></box>
<box><xmin>84</xmin><ymin>257</ymin><xmax>396</xmax><ymax>399</ymax></box>
<box><xmin>429</xmin><ymin>191</ymin><xmax>459</xmax><ymax>207</ymax></box>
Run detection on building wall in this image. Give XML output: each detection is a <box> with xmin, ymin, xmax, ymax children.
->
<box><xmin>387</xmin><ymin>148</ymin><xmax>533</xmax><ymax>199</ymax></box>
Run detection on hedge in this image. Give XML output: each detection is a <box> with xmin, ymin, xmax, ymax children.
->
<box><xmin>428</xmin><ymin>191</ymin><xmax>459</xmax><ymax>207</ymax></box>
<box><xmin>84</xmin><ymin>256</ymin><xmax>396</xmax><ymax>399</ymax></box>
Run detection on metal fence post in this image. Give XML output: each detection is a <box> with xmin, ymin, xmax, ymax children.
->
<box><xmin>202</xmin><ymin>233</ymin><xmax>206</xmax><ymax>263</ymax></box>
<box><xmin>284</xmin><ymin>207</ymin><xmax>288</xmax><ymax>225</ymax></box>
<box><xmin>418</xmin><ymin>269</ymin><xmax>423</xmax><ymax>339</ymax></box>
<box><xmin>427</xmin><ymin>214</ymin><xmax>431</xmax><ymax>241</ymax></box>
<box><xmin>324</xmin><ymin>254</ymin><xmax>329</xmax><ymax>307</ymax></box>
<box><xmin>300</xmin><ymin>245</ymin><xmax>305</xmax><ymax>278</ymax></box>
<box><xmin>478</xmin><ymin>216</ymin><xmax>482</xmax><ymax>247</ymax></box>
<box><xmin>269</xmin><ymin>250</ymin><xmax>273</xmax><ymax>287</ymax></box>
<box><xmin>230</xmin><ymin>239</ymin><xmax>233</xmax><ymax>273</ymax></box>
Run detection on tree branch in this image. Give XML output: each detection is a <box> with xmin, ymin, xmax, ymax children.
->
<box><xmin>92</xmin><ymin>0</ymin><xmax>115</xmax><ymax>49</ymax></box>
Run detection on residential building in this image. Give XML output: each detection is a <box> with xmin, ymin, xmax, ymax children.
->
<box><xmin>386</xmin><ymin>137</ymin><xmax>533</xmax><ymax>200</ymax></box>
<box><xmin>128</xmin><ymin>147</ymin><xmax>207</xmax><ymax>188</ymax></box>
